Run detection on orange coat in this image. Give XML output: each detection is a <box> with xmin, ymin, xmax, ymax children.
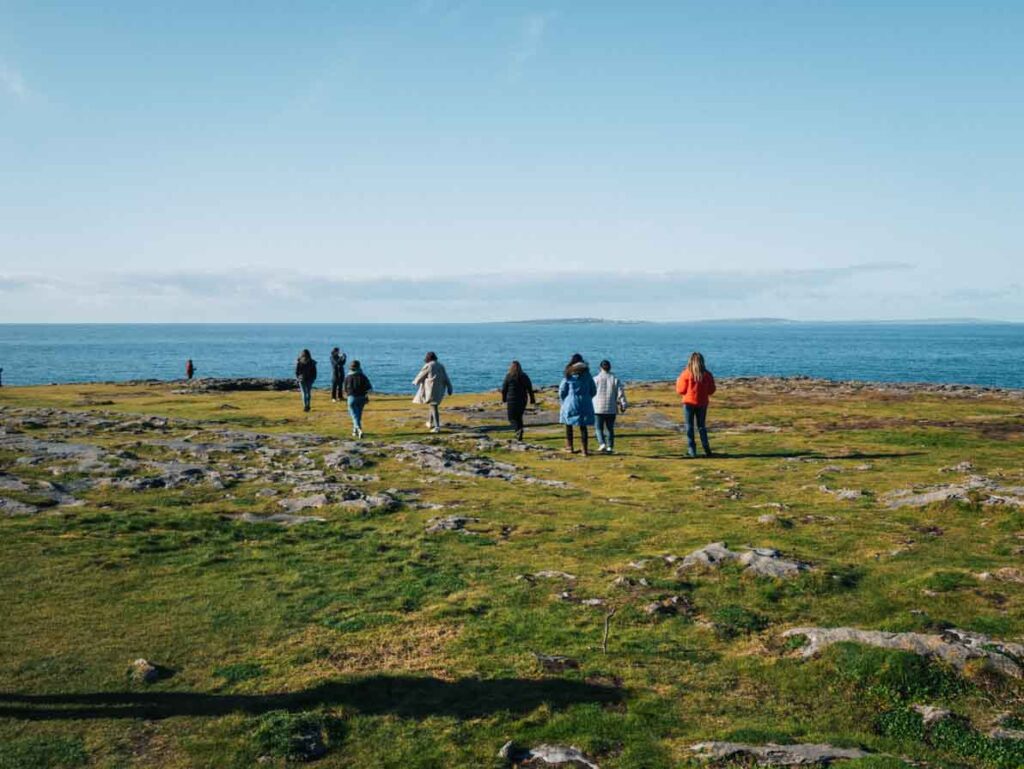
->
<box><xmin>675</xmin><ymin>369</ymin><xmax>716</xmax><ymax>407</ymax></box>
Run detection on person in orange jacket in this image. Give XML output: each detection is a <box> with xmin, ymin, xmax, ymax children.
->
<box><xmin>675</xmin><ymin>351</ymin><xmax>716</xmax><ymax>457</ymax></box>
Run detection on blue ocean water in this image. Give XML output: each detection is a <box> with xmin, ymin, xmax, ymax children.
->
<box><xmin>0</xmin><ymin>322</ymin><xmax>1021</xmax><ymax>392</ymax></box>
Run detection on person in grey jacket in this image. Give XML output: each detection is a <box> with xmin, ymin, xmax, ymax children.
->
<box><xmin>592</xmin><ymin>359</ymin><xmax>627</xmax><ymax>453</ymax></box>
<box><xmin>412</xmin><ymin>352</ymin><xmax>453</xmax><ymax>433</ymax></box>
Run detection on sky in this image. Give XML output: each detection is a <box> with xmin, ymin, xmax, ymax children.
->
<box><xmin>1</xmin><ymin>1</ymin><xmax>1022</xmax><ymax>322</ymax></box>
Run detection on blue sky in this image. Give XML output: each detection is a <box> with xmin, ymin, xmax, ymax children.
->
<box><xmin>1</xmin><ymin>1</ymin><xmax>1022</xmax><ymax>321</ymax></box>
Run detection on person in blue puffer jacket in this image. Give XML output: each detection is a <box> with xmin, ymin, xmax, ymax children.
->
<box><xmin>558</xmin><ymin>353</ymin><xmax>597</xmax><ymax>456</ymax></box>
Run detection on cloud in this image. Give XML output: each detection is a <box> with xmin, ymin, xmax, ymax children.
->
<box><xmin>508</xmin><ymin>12</ymin><xmax>553</xmax><ymax>81</ymax></box>
<box><xmin>0</xmin><ymin>62</ymin><xmax>28</xmax><ymax>99</ymax></box>
<box><xmin>0</xmin><ymin>263</ymin><xmax>919</xmax><ymax>322</ymax></box>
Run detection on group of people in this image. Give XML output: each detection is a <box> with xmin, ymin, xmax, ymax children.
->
<box><xmin>286</xmin><ymin>348</ymin><xmax>717</xmax><ymax>457</ymax></box>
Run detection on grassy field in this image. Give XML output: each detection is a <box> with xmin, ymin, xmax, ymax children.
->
<box><xmin>1</xmin><ymin>378</ymin><xmax>1022</xmax><ymax>768</ymax></box>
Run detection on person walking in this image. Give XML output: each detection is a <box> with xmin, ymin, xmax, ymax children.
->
<box><xmin>343</xmin><ymin>360</ymin><xmax>372</xmax><ymax>439</ymax></box>
<box><xmin>412</xmin><ymin>352</ymin><xmax>453</xmax><ymax>433</ymax></box>
<box><xmin>295</xmin><ymin>349</ymin><xmax>318</xmax><ymax>412</ymax></box>
<box><xmin>675</xmin><ymin>351</ymin><xmax>716</xmax><ymax>457</ymax></box>
<box><xmin>501</xmin><ymin>360</ymin><xmax>536</xmax><ymax>441</ymax></box>
<box><xmin>330</xmin><ymin>347</ymin><xmax>348</xmax><ymax>402</ymax></box>
<box><xmin>592</xmin><ymin>359</ymin><xmax>627</xmax><ymax>454</ymax></box>
<box><xmin>185</xmin><ymin>359</ymin><xmax>195</xmax><ymax>380</ymax></box>
<box><xmin>559</xmin><ymin>353</ymin><xmax>597</xmax><ymax>455</ymax></box>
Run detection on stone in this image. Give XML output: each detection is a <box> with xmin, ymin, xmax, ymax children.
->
<box><xmin>818</xmin><ymin>485</ymin><xmax>866</xmax><ymax>501</ymax></box>
<box><xmin>912</xmin><ymin>704</ymin><xmax>953</xmax><ymax>726</ymax></box>
<box><xmin>678</xmin><ymin>542</ymin><xmax>809</xmax><ymax>579</ymax></box>
<box><xmin>0</xmin><ymin>497</ymin><xmax>40</xmax><ymax>516</ymax></box>
<box><xmin>499</xmin><ymin>741</ymin><xmax>599</xmax><ymax>768</ymax></box>
<box><xmin>237</xmin><ymin>513</ymin><xmax>326</xmax><ymax>526</ymax></box>
<box><xmin>644</xmin><ymin>595</ymin><xmax>687</xmax><ymax>616</ymax></box>
<box><xmin>689</xmin><ymin>741</ymin><xmax>870</xmax><ymax>765</ymax></box>
<box><xmin>679</xmin><ymin>542</ymin><xmax>739</xmax><ymax>570</ymax></box>
<box><xmin>278</xmin><ymin>494</ymin><xmax>330</xmax><ymax>513</ymax></box>
<box><xmin>128</xmin><ymin>658</ymin><xmax>171</xmax><ymax>684</ymax></box>
<box><xmin>783</xmin><ymin>626</ymin><xmax>1024</xmax><ymax>678</ymax></box>
<box><xmin>533</xmin><ymin>653</ymin><xmax>580</xmax><ymax>672</ymax></box>
<box><xmin>425</xmin><ymin>515</ymin><xmax>479</xmax><ymax>534</ymax></box>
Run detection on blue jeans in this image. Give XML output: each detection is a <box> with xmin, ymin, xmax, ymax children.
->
<box><xmin>347</xmin><ymin>395</ymin><xmax>367</xmax><ymax>432</ymax></box>
<box><xmin>299</xmin><ymin>381</ymin><xmax>313</xmax><ymax>410</ymax></box>
<box><xmin>684</xmin><ymin>404</ymin><xmax>711</xmax><ymax>455</ymax></box>
<box><xmin>595</xmin><ymin>413</ymin><xmax>616</xmax><ymax>449</ymax></box>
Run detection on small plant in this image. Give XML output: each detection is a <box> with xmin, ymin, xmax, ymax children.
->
<box><xmin>830</xmin><ymin>644</ymin><xmax>967</xmax><ymax>703</ymax></box>
<box><xmin>252</xmin><ymin>710</ymin><xmax>341</xmax><ymax>762</ymax></box>
<box><xmin>922</xmin><ymin>570</ymin><xmax>977</xmax><ymax>593</ymax></box>
<box><xmin>710</xmin><ymin>605</ymin><xmax>768</xmax><ymax>640</ymax></box>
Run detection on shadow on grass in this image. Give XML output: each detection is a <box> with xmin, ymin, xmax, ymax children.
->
<box><xmin>625</xmin><ymin>449</ymin><xmax>925</xmax><ymax>460</ymax></box>
<box><xmin>0</xmin><ymin>675</ymin><xmax>623</xmax><ymax>721</ymax></box>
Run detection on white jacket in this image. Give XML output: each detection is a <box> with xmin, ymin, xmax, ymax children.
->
<box><xmin>412</xmin><ymin>361</ymin><xmax>453</xmax><ymax>405</ymax></box>
<box><xmin>592</xmin><ymin>370</ymin><xmax>627</xmax><ymax>415</ymax></box>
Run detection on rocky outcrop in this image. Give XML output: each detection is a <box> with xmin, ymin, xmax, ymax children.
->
<box><xmin>677</xmin><ymin>542</ymin><xmax>809</xmax><ymax>579</ymax></box>
<box><xmin>883</xmin><ymin>475</ymin><xmax>1024</xmax><ymax>508</ymax></box>
<box><xmin>783</xmin><ymin>626</ymin><xmax>1024</xmax><ymax>678</ymax></box>
<box><xmin>175</xmin><ymin>377</ymin><xmax>297</xmax><ymax>392</ymax></box>
<box><xmin>689</xmin><ymin>741</ymin><xmax>870</xmax><ymax>765</ymax></box>
<box><xmin>499</xmin><ymin>741</ymin><xmax>599</xmax><ymax>768</ymax></box>
<box><xmin>396</xmin><ymin>442</ymin><xmax>568</xmax><ymax>487</ymax></box>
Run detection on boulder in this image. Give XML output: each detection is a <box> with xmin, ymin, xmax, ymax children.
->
<box><xmin>499</xmin><ymin>741</ymin><xmax>599</xmax><ymax>768</ymax></box>
<box><xmin>690</xmin><ymin>741</ymin><xmax>870</xmax><ymax>765</ymax></box>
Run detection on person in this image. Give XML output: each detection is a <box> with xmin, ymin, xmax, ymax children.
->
<box><xmin>592</xmin><ymin>359</ymin><xmax>627</xmax><ymax>454</ymax></box>
<box><xmin>0</xmin><ymin>367</ymin><xmax>3</xmax><ymax>387</ymax></box>
<box><xmin>412</xmin><ymin>352</ymin><xmax>453</xmax><ymax>433</ymax></box>
<box><xmin>185</xmin><ymin>359</ymin><xmax>195</xmax><ymax>380</ymax></box>
<box><xmin>343</xmin><ymin>360</ymin><xmax>373</xmax><ymax>438</ymax></box>
<box><xmin>501</xmin><ymin>360</ymin><xmax>536</xmax><ymax>441</ymax></box>
<box><xmin>675</xmin><ymin>351</ymin><xmax>717</xmax><ymax>457</ymax></box>
<box><xmin>295</xmin><ymin>349</ymin><xmax>318</xmax><ymax>412</ymax></box>
<box><xmin>558</xmin><ymin>353</ymin><xmax>597</xmax><ymax>455</ymax></box>
<box><xmin>330</xmin><ymin>347</ymin><xmax>348</xmax><ymax>402</ymax></box>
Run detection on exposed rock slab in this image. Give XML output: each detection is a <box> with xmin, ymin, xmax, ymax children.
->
<box><xmin>783</xmin><ymin>626</ymin><xmax>1024</xmax><ymax>678</ymax></box>
<box><xmin>425</xmin><ymin>515</ymin><xmax>479</xmax><ymax>534</ymax></box>
<box><xmin>499</xmin><ymin>741</ymin><xmax>599</xmax><ymax>768</ymax></box>
<box><xmin>678</xmin><ymin>542</ymin><xmax>809</xmax><ymax>579</ymax></box>
<box><xmin>690</xmin><ymin>741</ymin><xmax>870</xmax><ymax>765</ymax></box>
<box><xmin>396</xmin><ymin>442</ymin><xmax>568</xmax><ymax>487</ymax></box>
<box><xmin>883</xmin><ymin>475</ymin><xmax>1024</xmax><ymax>508</ymax></box>
<box><xmin>237</xmin><ymin>512</ymin><xmax>326</xmax><ymax>526</ymax></box>
<box><xmin>0</xmin><ymin>497</ymin><xmax>40</xmax><ymax>516</ymax></box>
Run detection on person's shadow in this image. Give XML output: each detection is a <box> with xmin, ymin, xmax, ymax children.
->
<box><xmin>0</xmin><ymin>675</ymin><xmax>622</xmax><ymax>721</ymax></box>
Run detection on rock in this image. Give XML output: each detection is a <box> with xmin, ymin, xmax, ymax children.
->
<box><xmin>0</xmin><ymin>473</ymin><xmax>29</xmax><ymax>491</ymax></box>
<box><xmin>976</xmin><ymin>567</ymin><xmax>1024</xmax><ymax>584</ymax></box>
<box><xmin>883</xmin><ymin>475</ymin><xmax>1024</xmax><ymax>509</ymax></box>
<box><xmin>679</xmin><ymin>542</ymin><xmax>809</xmax><ymax>579</ymax></box>
<box><xmin>0</xmin><ymin>497</ymin><xmax>40</xmax><ymax>516</ymax></box>
<box><xmin>237</xmin><ymin>513</ymin><xmax>326</xmax><ymax>526</ymax></box>
<box><xmin>499</xmin><ymin>741</ymin><xmax>599</xmax><ymax>768</ymax></box>
<box><xmin>532</xmin><ymin>653</ymin><xmax>580</xmax><ymax>672</ymax></box>
<box><xmin>611</xmin><ymin>575</ymin><xmax>649</xmax><ymax>588</ymax></box>
<box><xmin>425</xmin><ymin>515</ymin><xmax>479</xmax><ymax>534</ymax></box>
<box><xmin>912</xmin><ymin>704</ymin><xmax>953</xmax><ymax>726</ymax></box>
<box><xmin>177</xmin><ymin>377</ymin><xmax>297</xmax><ymax>392</ymax></box>
<box><xmin>818</xmin><ymin>485</ymin><xmax>866</xmax><ymax>501</ymax></box>
<box><xmin>128</xmin><ymin>658</ymin><xmax>171</xmax><ymax>684</ymax></box>
<box><xmin>941</xmin><ymin>461</ymin><xmax>975</xmax><ymax>473</ymax></box>
<box><xmin>689</xmin><ymin>741</ymin><xmax>870</xmax><ymax>765</ymax></box>
<box><xmin>395</xmin><ymin>442</ymin><xmax>567</xmax><ymax>487</ymax></box>
<box><xmin>278</xmin><ymin>494</ymin><xmax>330</xmax><ymax>513</ymax></box>
<box><xmin>533</xmin><ymin>570</ymin><xmax>577</xmax><ymax>581</ymax></box>
<box><xmin>644</xmin><ymin>595</ymin><xmax>688</xmax><ymax>616</ymax></box>
<box><xmin>739</xmin><ymin>548</ymin><xmax>808</xmax><ymax>579</ymax></box>
<box><xmin>783</xmin><ymin>626</ymin><xmax>1024</xmax><ymax>678</ymax></box>
<box><xmin>757</xmin><ymin>514</ymin><xmax>779</xmax><ymax>524</ymax></box>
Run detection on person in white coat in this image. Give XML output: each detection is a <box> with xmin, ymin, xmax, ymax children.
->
<box><xmin>412</xmin><ymin>351</ymin><xmax>453</xmax><ymax>433</ymax></box>
<box><xmin>592</xmin><ymin>359</ymin><xmax>627</xmax><ymax>453</ymax></box>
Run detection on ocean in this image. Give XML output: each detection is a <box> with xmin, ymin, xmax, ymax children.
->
<box><xmin>0</xmin><ymin>322</ymin><xmax>1021</xmax><ymax>392</ymax></box>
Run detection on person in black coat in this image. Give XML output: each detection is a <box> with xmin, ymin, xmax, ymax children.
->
<box><xmin>295</xmin><ymin>349</ymin><xmax>317</xmax><ymax>412</ymax></box>
<box><xmin>330</xmin><ymin>347</ymin><xmax>347</xmax><ymax>402</ymax></box>
<box><xmin>343</xmin><ymin>360</ymin><xmax>373</xmax><ymax>438</ymax></box>
<box><xmin>501</xmin><ymin>360</ymin><xmax>536</xmax><ymax>441</ymax></box>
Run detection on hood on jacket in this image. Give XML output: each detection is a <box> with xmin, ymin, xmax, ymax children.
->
<box><xmin>565</xmin><ymin>361</ymin><xmax>589</xmax><ymax>377</ymax></box>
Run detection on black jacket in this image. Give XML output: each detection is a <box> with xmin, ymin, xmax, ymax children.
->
<box><xmin>296</xmin><ymin>357</ymin><xmax>317</xmax><ymax>384</ymax></box>
<box><xmin>501</xmin><ymin>372</ymin><xmax>536</xmax><ymax>410</ymax></box>
<box><xmin>344</xmin><ymin>371</ymin><xmax>373</xmax><ymax>398</ymax></box>
<box><xmin>330</xmin><ymin>351</ymin><xmax>347</xmax><ymax>380</ymax></box>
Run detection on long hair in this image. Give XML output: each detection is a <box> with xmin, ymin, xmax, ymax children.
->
<box><xmin>507</xmin><ymin>360</ymin><xmax>522</xmax><ymax>378</ymax></box>
<box><xmin>424</xmin><ymin>351</ymin><xmax>437</xmax><ymax>363</ymax></box>
<box><xmin>564</xmin><ymin>352</ymin><xmax>584</xmax><ymax>378</ymax></box>
<box><xmin>687</xmin><ymin>351</ymin><xmax>707</xmax><ymax>383</ymax></box>
<box><xmin>298</xmin><ymin>349</ymin><xmax>311</xmax><ymax>363</ymax></box>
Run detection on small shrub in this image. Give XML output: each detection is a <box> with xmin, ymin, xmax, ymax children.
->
<box><xmin>922</xmin><ymin>570</ymin><xmax>976</xmax><ymax>592</ymax></box>
<box><xmin>252</xmin><ymin>710</ymin><xmax>342</xmax><ymax>761</ymax></box>
<box><xmin>710</xmin><ymin>605</ymin><xmax>768</xmax><ymax>640</ymax></box>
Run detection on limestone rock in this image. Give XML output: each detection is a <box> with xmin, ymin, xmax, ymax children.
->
<box><xmin>690</xmin><ymin>741</ymin><xmax>870</xmax><ymax>765</ymax></box>
<box><xmin>425</xmin><ymin>515</ymin><xmax>479</xmax><ymax>534</ymax></box>
<box><xmin>499</xmin><ymin>741</ymin><xmax>599</xmax><ymax>768</ymax></box>
<box><xmin>278</xmin><ymin>494</ymin><xmax>329</xmax><ymax>513</ymax></box>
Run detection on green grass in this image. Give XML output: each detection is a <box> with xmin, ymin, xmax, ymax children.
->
<box><xmin>1</xmin><ymin>379</ymin><xmax>1022</xmax><ymax>766</ymax></box>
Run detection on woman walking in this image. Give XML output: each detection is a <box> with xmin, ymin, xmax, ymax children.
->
<box><xmin>343</xmin><ymin>360</ymin><xmax>373</xmax><ymax>438</ymax></box>
<box><xmin>501</xmin><ymin>360</ymin><xmax>536</xmax><ymax>441</ymax></box>
<box><xmin>558</xmin><ymin>353</ymin><xmax>597</xmax><ymax>455</ymax></box>
<box><xmin>295</xmin><ymin>349</ymin><xmax>318</xmax><ymax>412</ymax></box>
<box><xmin>413</xmin><ymin>352</ymin><xmax>453</xmax><ymax>433</ymax></box>
<box><xmin>592</xmin><ymin>359</ymin><xmax>627</xmax><ymax>454</ymax></box>
<box><xmin>330</xmin><ymin>347</ymin><xmax>348</xmax><ymax>402</ymax></box>
<box><xmin>675</xmin><ymin>351</ymin><xmax>716</xmax><ymax>457</ymax></box>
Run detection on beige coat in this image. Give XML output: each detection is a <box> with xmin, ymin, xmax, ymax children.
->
<box><xmin>412</xmin><ymin>361</ymin><xmax>453</xmax><ymax>405</ymax></box>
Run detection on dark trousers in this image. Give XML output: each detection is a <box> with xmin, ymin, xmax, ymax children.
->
<box><xmin>507</xmin><ymin>404</ymin><xmax>526</xmax><ymax>439</ymax></box>
<box><xmin>684</xmin><ymin>404</ymin><xmax>711</xmax><ymax>455</ymax></box>
<box><xmin>595</xmin><ymin>414</ymin><xmax>616</xmax><ymax>449</ymax></box>
<box><xmin>332</xmin><ymin>377</ymin><xmax>343</xmax><ymax>400</ymax></box>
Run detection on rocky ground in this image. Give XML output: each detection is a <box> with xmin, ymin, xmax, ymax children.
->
<box><xmin>0</xmin><ymin>377</ymin><xmax>1022</xmax><ymax>768</ymax></box>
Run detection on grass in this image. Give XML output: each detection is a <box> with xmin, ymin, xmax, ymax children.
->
<box><xmin>0</xmin><ymin>379</ymin><xmax>1022</xmax><ymax>767</ymax></box>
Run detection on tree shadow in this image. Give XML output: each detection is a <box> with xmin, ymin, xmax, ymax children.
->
<box><xmin>0</xmin><ymin>675</ymin><xmax>623</xmax><ymax>722</ymax></box>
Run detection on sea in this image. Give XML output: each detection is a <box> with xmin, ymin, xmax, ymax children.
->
<box><xmin>0</xmin><ymin>322</ymin><xmax>1021</xmax><ymax>392</ymax></box>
